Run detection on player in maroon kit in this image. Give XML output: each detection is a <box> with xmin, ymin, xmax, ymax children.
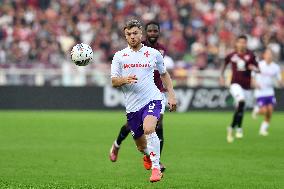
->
<box><xmin>220</xmin><ymin>35</ymin><xmax>259</xmax><ymax>143</ymax></box>
<box><xmin>109</xmin><ymin>21</ymin><xmax>168</xmax><ymax>172</ymax></box>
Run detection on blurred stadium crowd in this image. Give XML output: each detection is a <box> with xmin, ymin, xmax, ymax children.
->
<box><xmin>0</xmin><ymin>0</ymin><xmax>284</xmax><ymax>71</ymax></box>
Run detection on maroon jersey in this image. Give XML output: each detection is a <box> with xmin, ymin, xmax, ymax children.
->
<box><xmin>224</xmin><ymin>50</ymin><xmax>258</xmax><ymax>89</ymax></box>
<box><xmin>142</xmin><ymin>40</ymin><xmax>167</xmax><ymax>92</ymax></box>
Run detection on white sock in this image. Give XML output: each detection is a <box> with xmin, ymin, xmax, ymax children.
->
<box><xmin>260</xmin><ymin>121</ymin><xmax>269</xmax><ymax>132</ymax></box>
<box><xmin>146</xmin><ymin>132</ymin><xmax>160</xmax><ymax>170</ymax></box>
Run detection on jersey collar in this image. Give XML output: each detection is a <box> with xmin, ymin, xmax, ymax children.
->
<box><xmin>127</xmin><ymin>44</ymin><xmax>144</xmax><ymax>52</ymax></box>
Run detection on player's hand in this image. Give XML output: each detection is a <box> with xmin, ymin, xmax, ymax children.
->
<box><xmin>168</xmin><ymin>95</ymin><xmax>177</xmax><ymax>112</ymax></box>
<box><xmin>124</xmin><ymin>75</ymin><xmax>138</xmax><ymax>84</ymax></box>
<box><xmin>219</xmin><ymin>76</ymin><xmax>225</xmax><ymax>86</ymax></box>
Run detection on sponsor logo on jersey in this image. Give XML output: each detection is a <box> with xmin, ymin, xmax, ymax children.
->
<box><xmin>123</xmin><ymin>63</ymin><xmax>151</xmax><ymax>69</ymax></box>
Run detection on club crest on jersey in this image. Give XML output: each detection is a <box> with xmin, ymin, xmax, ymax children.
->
<box><xmin>122</xmin><ymin>53</ymin><xmax>129</xmax><ymax>57</ymax></box>
<box><xmin>144</xmin><ymin>51</ymin><xmax>150</xmax><ymax>58</ymax></box>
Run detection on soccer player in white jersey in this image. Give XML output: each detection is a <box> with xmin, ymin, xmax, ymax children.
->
<box><xmin>109</xmin><ymin>22</ymin><xmax>168</xmax><ymax>173</ymax></box>
<box><xmin>252</xmin><ymin>48</ymin><xmax>282</xmax><ymax>136</ymax></box>
<box><xmin>111</xmin><ymin>20</ymin><xmax>177</xmax><ymax>183</ymax></box>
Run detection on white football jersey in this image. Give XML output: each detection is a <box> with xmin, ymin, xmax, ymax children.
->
<box><xmin>111</xmin><ymin>45</ymin><xmax>166</xmax><ymax>113</ymax></box>
<box><xmin>254</xmin><ymin>60</ymin><xmax>282</xmax><ymax>98</ymax></box>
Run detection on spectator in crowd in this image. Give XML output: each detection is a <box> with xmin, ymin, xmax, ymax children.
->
<box><xmin>0</xmin><ymin>0</ymin><xmax>283</xmax><ymax>70</ymax></box>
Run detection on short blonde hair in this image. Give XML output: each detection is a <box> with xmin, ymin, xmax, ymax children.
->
<box><xmin>124</xmin><ymin>19</ymin><xmax>142</xmax><ymax>30</ymax></box>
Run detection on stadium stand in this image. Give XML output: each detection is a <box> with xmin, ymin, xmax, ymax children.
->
<box><xmin>0</xmin><ymin>0</ymin><xmax>283</xmax><ymax>86</ymax></box>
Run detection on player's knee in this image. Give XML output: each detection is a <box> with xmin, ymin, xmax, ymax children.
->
<box><xmin>262</xmin><ymin>107</ymin><xmax>268</xmax><ymax>114</ymax></box>
<box><xmin>266</xmin><ymin>108</ymin><xmax>272</xmax><ymax>118</ymax></box>
<box><xmin>268</xmin><ymin>105</ymin><xmax>274</xmax><ymax>114</ymax></box>
<box><xmin>143</xmin><ymin>123</ymin><xmax>156</xmax><ymax>135</ymax></box>
<box><xmin>144</xmin><ymin>128</ymin><xmax>155</xmax><ymax>135</ymax></box>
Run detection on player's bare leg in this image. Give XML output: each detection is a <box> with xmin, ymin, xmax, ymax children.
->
<box><xmin>253</xmin><ymin>106</ymin><xmax>271</xmax><ymax>117</ymax></box>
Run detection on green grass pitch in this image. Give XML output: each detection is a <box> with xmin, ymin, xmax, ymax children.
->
<box><xmin>0</xmin><ymin>111</ymin><xmax>283</xmax><ymax>189</ymax></box>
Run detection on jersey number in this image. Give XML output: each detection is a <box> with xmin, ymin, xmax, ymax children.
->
<box><xmin>148</xmin><ymin>103</ymin><xmax>155</xmax><ymax>113</ymax></box>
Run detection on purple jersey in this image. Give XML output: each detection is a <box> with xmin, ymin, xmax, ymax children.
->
<box><xmin>224</xmin><ymin>50</ymin><xmax>258</xmax><ymax>89</ymax></box>
<box><xmin>142</xmin><ymin>40</ymin><xmax>167</xmax><ymax>92</ymax></box>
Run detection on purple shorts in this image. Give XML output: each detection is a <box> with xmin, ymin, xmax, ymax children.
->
<box><xmin>256</xmin><ymin>96</ymin><xmax>276</xmax><ymax>107</ymax></box>
<box><xmin>126</xmin><ymin>100</ymin><xmax>162</xmax><ymax>139</ymax></box>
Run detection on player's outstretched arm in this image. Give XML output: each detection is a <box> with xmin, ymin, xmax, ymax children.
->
<box><xmin>111</xmin><ymin>75</ymin><xmax>138</xmax><ymax>88</ymax></box>
<box><xmin>160</xmin><ymin>72</ymin><xmax>177</xmax><ymax>112</ymax></box>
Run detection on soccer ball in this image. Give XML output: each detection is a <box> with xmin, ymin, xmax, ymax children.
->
<box><xmin>71</xmin><ymin>43</ymin><xmax>93</xmax><ymax>66</ymax></box>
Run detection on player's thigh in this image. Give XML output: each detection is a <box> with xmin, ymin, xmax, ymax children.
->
<box><xmin>142</xmin><ymin>100</ymin><xmax>162</xmax><ymax>134</ymax></box>
<box><xmin>230</xmin><ymin>83</ymin><xmax>245</xmax><ymax>104</ymax></box>
<box><xmin>143</xmin><ymin>115</ymin><xmax>158</xmax><ymax>134</ymax></box>
<box><xmin>267</xmin><ymin>104</ymin><xmax>274</xmax><ymax>115</ymax></box>
<box><xmin>259</xmin><ymin>105</ymin><xmax>268</xmax><ymax>114</ymax></box>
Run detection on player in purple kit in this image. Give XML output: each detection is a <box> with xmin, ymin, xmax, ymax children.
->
<box><xmin>111</xmin><ymin>19</ymin><xmax>176</xmax><ymax>182</ymax></box>
<box><xmin>252</xmin><ymin>48</ymin><xmax>282</xmax><ymax>136</ymax></box>
<box><xmin>109</xmin><ymin>21</ymin><xmax>168</xmax><ymax>172</ymax></box>
<box><xmin>220</xmin><ymin>35</ymin><xmax>259</xmax><ymax>143</ymax></box>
